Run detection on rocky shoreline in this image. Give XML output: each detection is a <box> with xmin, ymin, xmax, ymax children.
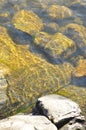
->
<box><xmin>0</xmin><ymin>94</ymin><xmax>85</xmax><ymax>130</ymax></box>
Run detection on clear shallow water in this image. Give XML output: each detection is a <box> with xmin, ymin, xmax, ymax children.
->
<box><xmin>0</xmin><ymin>0</ymin><xmax>86</xmax><ymax>87</ymax></box>
<box><xmin>0</xmin><ymin>0</ymin><xmax>86</xmax><ymax>27</ymax></box>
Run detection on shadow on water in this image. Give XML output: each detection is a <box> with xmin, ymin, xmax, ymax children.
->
<box><xmin>70</xmin><ymin>3</ymin><xmax>86</xmax><ymax>27</ymax></box>
<box><xmin>6</xmin><ymin>24</ymin><xmax>63</xmax><ymax>65</ymax></box>
<box><xmin>7</xmin><ymin>24</ymin><xmax>34</xmax><ymax>45</ymax></box>
<box><xmin>71</xmin><ymin>76</ymin><xmax>86</xmax><ymax>88</ymax></box>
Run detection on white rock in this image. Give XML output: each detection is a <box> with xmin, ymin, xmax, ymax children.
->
<box><xmin>0</xmin><ymin>114</ymin><xmax>57</xmax><ymax>130</ymax></box>
<box><xmin>33</xmin><ymin>94</ymin><xmax>85</xmax><ymax>128</ymax></box>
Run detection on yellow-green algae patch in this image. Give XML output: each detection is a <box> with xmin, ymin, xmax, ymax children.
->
<box><xmin>61</xmin><ymin>0</ymin><xmax>82</xmax><ymax>7</ymax></box>
<box><xmin>44</xmin><ymin>22</ymin><xmax>59</xmax><ymax>33</ymax></box>
<box><xmin>0</xmin><ymin>26</ymin><xmax>74</xmax><ymax>118</ymax></box>
<box><xmin>74</xmin><ymin>58</ymin><xmax>86</xmax><ymax>77</ymax></box>
<box><xmin>63</xmin><ymin>23</ymin><xmax>86</xmax><ymax>56</ymax></box>
<box><xmin>35</xmin><ymin>32</ymin><xmax>76</xmax><ymax>59</ymax></box>
<box><xmin>64</xmin><ymin>23</ymin><xmax>86</xmax><ymax>39</ymax></box>
<box><xmin>12</xmin><ymin>10</ymin><xmax>43</xmax><ymax>35</ymax></box>
<box><xmin>67</xmin><ymin>0</ymin><xmax>86</xmax><ymax>7</ymax></box>
<box><xmin>47</xmin><ymin>4</ymin><xmax>73</xmax><ymax>19</ymax></box>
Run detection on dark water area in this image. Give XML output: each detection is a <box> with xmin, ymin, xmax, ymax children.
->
<box><xmin>0</xmin><ymin>0</ymin><xmax>86</xmax><ymax>87</ymax></box>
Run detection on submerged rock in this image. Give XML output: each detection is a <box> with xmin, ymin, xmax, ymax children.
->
<box><xmin>0</xmin><ymin>26</ymin><xmax>74</xmax><ymax>118</ymax></box>
<box><xmin>64</xmin><ymin>23</ymin><xmax>86</xmax><ymax>57</ymax></box>
<box><xmin>0</xmin><ymin>11</ymin><xmax>10</xmax><ymax>24</ymax></box>
<box><xmin>44</xmin><ymin>22</ymin><xmax>59</xmax><ymax>34</ymax></box>
<box><xmin>35</xmin><ymin>32</ymin><xmax>76</xmax><ymax>63</ymax></box>
<box><xmin>12</xmin><ymin>10</ymin><xmax>43</xmax><ymax>35</ymax></box>
<box><xmin>72</xmin><ymin>59</ymin><xmax>86</xmax><ymax>87</ymax></box>
<box><xmin>73</xmin><ymin>59</ymin><xmax>86</xmax><ymax>77</ymax></box>
<box><xmin>47</xmin><ymin>5</ymin><xmax>73</xmax><ymax>20</ymax></box>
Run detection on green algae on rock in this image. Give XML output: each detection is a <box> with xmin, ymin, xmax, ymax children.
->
<box><xmin>74</xmin><ymin>58</ymin><xmax>86</xmax><ymax>77</ymax></box>
<box><xmin>0</xmin><ymin>26</ymin><xmax>19</xmax><ymax>69</ymax></box>
<box><xmin>35</xmin><ymin>32</ymin><xmax>76</xmax><ymax>61</ymax></box>
<box><xmin>64</xmin><ymin>23</ymin><xmax>86</xmax><ymax>57</ymax></box>
<box><xmin>72</xmin><ymin>58</ymin><xmax>86</xmax><ymax>87</ymax></box>
<box><xmin>61</xmin><ymin>0</ymin><xmax>82</xmax><ymax>7</ymax></box>
<box><xmin>44</xmin><ymin>22</ymin><xmax>59</xmax><ymax>34</ymax></box>
<box><xmin>47</xmin><ymin>4</ymin><xmax>73</xmax><ymax>19</ymax></box>
<box><xmin>0</xmin><ymin>26</ymin><xmax>74</xmax><ymax>119</ymax></box>
<box><xmin>12</xmin><ymin>10</ymin><xmax>43</xmax><ymax>35</ymax></box>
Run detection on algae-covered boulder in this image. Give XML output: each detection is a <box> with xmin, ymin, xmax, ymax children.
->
<box><xmin>44</xmin><ymin>22</ymin><xmax>59</xmax><ymax>34</ymax></box>
<box><xmin>0</xmin><ymin>11</ymin><xmax>10</xmax><ymax>24</ymax></box>
<box><xmin>72</xmin><ymin>58</ymin><xmax>86</xmax><ymax>87</ymax></box>
<box><xmin>35</xmin><ymin>32</ymin><xmax>76</xmax><ymax>63</ymax></box>
<box><xmin>61</xmin><ymin>0</ymin><xmax>82</xmax><ymax>7</ymax></box>
<box><xmin>0</xmin><ymin>26</ymin><xmax>74</xmax><ymax>119</ymax></box>
<box><xmin>64</xmin><ymin>23</ymin><xmax>86</xmax><ymax>57</ymax></box>
<box><xmin>74</xmin><ymin>59</ymin><xmax>86</xmax><ymax>77</ymax></box>
<box><xmin>12</xmin><ymin>10</ymin><xmax>43</xmax><ymax>35</ymax></box>
<box><xmin>47</xmin><ymin>5</ymin><xmax>73</xmax><ymax>19</ymax></box>
<box><xmin>0</xmin><ymin>26</ymin><xmax>20</xmax><ymax>69</ymax></box>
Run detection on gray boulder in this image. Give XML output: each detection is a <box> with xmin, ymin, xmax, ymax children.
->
<box><xmin>0</xmin><ymin>114</ymin><xmax>57</xmax><ymax>130</ymax></box>
<box><xmin>33</xmin><ymin>94</ymin><xmax>85</xmax><ymax>129</ymax></box>
<box><xmin>0</xmin><ymin>70</ymin><xmax>9</xmax><ymax>110</ymax></box>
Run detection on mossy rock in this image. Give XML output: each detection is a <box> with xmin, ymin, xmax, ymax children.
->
<box><xmin>61</xmin><ymin>0</ymin><xmax>81</xmax><ymax>7</ymax></box>
<box><xmin>0</xmin><ymin>11</ymin><xmax>10</xmax><ymax>24</ymax></box>
<box><xmin>47</xmin><ymin>4</ymin><xmax>73</xmax><ymax>19</ymax></box>
<box><xmin>71</xmin><ymin>58</ymin><xmax>86</xmax><ymax>87</ymax></box>
<box><xmin>44</xmin><ymin>22</ymin><xmax>59</xmax><ymax>34</ymax></box>
<box><xmin>74</xmin><ymin>58</ymin><xmax>86</xmax><ymax>77</ymax></box>
<box><xmin>0</xmin><ymin>26</ymin><xmax>19</xmax><ymax>70</ymax></box>
<box><xmin>0</xmin><ymin>26</ymin><xmax>74</xmax><ymax>118</ymax></box>
<box><xmin>35</xmin><ymin>32</ymin><xmax>76</xmax><ymax>62</ymax></box>
<box><xmin>12</xmin><ymin>10</ymin><xmax>43</xmax><ymax>35</ymax></box>
<box><xmin>64</xmin><ymin>23</ymin><xmax>86</xmax><ymax>57</ymax></box>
